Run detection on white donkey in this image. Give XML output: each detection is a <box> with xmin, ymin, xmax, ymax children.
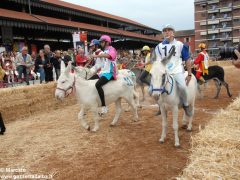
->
<box><xmin>55</xmin><ymin>62</ymin><xmax>138</xmax><ymax>132</ymax></box>
<box><xmin>150</xmin><ymin>48</ymin><xmax>197</xmax><ymax>147</ymax></box>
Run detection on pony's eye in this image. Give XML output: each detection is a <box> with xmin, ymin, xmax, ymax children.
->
<box><xmin>61</xmin><ymin>80</ymin><xmax>66</xmax><ymax>83</ymax></box>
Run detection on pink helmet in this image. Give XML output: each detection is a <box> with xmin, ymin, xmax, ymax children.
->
<box><xmin>99</xmin><ymin>35</ymin><xmax>111</xmax><ymax>43</ymax></box>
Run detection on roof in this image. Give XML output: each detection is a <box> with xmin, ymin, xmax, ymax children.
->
<box><xmin>40</xmin><ymin>0</ymin><xmax>157</xmax><ymax>31</ymax></box>
<box><xmin>175</xmin><ymin>29</ymin><xmax>195</xmax><ymax>37</ymax></box>
<box><xmin>0</xmin><ymin>8</ymin><xmax>160</xmax><ymax>42</ymax></box>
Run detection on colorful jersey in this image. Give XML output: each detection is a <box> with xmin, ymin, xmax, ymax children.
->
<box><xmin>99</xmin><ymin>46</ymin><xmax>117</xmax><ymax>80</ymax></box>
<box><xmin>155</xmin><ymin>39</ymin><xmax>190</xmax><ymax>74</ymax></box>
<box><xmin>144</xmin><ymin>52</ymin><xmax>152</xmax><ymax>72</ymax></box>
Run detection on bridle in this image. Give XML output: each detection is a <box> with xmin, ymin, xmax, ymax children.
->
<box><xmin>151</xmin><ymin>73</ymin><xmax>174</xmax><ymax>95</ymax></box>
<box><xmin>56</xmin><ymin>76</ymin><xmax>76</xmax><ymax>97</ymax></box>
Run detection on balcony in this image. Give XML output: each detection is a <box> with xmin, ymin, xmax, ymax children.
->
<box><xmin>219</xmin><ymin>17</ymin><xmax>232</xmax><ymax>22</ymax></box>
<box><xmin>233</xmin><ymin>5</ymin><xmax>240</xmax><ymax>10</ymax></box>
<box><xmin>219</xmin><ymin>28</ymin><xmax>232</xmax><ymax>32</ymax></box>
<box><xmin>207</xmin><ymin>0</ymin><xmax>219</xmax><ymax>4</ymax></box>
<box><xmin>208</xmin><ymin>29</ymin><xmax>219</xmax><ymax>34</ymax></box>
<box><xmin>200</xmin><ymin>21</ymin><xmax>207</xmax><ymax>25</ymax></box>
<box><xmin>207</xmin><ymin>19</ymin><xmax>219</xmax><ymax>24</ymax></box>
<box><xmin>233</xmin><ymin>38</ymin><xmax>240</xmax><ymax>43</ymax></box>
<box><xmin>207</xmin><ymin>9</ymin><xmax>219</xmax><ymax>13</ymax></box>
<box><xmin>220</xmin><ymin>7</ymin><xmax>232</xmax><ymax>13</ymax></box>
<box><xmin>220</xmin><ymin>37</ymin><xmax>232</xmax><ymax>41</ymax></box>
<box><xmin>200</xmin><ymin>31</ymin><xmax>207</xmax><ymax>35</ymax></box>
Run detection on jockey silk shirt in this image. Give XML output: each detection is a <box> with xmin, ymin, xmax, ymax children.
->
<box><xmin>155</xmin><ymin>39</ymin><xmax>190</xmax><ymax>74</ymax></box>
<box><xmin>99</xmin><ymin>46</ymin><xmax>117</xmax><ymax>80</ymax></box>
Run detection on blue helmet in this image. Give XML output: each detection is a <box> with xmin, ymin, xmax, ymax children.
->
<box><xmin>89</xmin><ymin>39</ymin><xmax>100</xmax><ymax>47</ymax></box>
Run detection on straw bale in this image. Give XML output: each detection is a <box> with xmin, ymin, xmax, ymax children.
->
<box><xmin>179</xmin><ymin>98</ymin><xmax>240</xmax><ymax>179</ymax></box>
<box><xmin>0</xmin><ymin>83</ymin><xmax>77</xmax><ymax>123</ymax></box>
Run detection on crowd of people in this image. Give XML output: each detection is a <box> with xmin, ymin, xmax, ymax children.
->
<box><xmin>0</xmin><ymin>27</ymin><xmax>239</xmax><ymax>115</ymax></box>
<box><xmin>0</xmin><ymin>44</ymin><xmax>77</xmax><ymax>85</ymax></box>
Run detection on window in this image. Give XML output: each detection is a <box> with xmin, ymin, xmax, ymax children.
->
<box><xmin>184</xmin><ymin>37</ymin><xmax>190</xmax><ymax>42</ymax></box>
<box><xmin>212</xmin><ymin>35</ymin><xmax>216</xmax><ymax>40</ymax></box>
<box><xmin>201</xmin><ymin>12</ymin><xmax>206</xmax><ymax>17</ymax></box>
<box><xmin>211</xmin><ymin>5</ymin><xmax>216</xmax><ymax>10</ymax></box>
<box><xmin>212</xmin><ymin>25</ymin><xmax>216</xmax><ymax>30</ymax></box>
<box><xmin>223</xmin><ymin>13</ymin><xmax>228</xmax><ymax>19</ymax></box>
<box><xmin>228</xmin><ymin>2</ymin><xmax>232</xmax><ymax>7</ymax></box>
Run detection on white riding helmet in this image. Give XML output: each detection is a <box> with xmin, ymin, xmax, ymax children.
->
<box><xmin>162</xmin><ymin>24</ymin><xmax>175</xmax><ymax>32</ymax></box>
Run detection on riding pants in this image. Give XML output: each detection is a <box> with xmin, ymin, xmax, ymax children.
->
<box><xmin>173</xmin><ymin>73</ymin><xmax>189</xmax><ymax>106</ymax></box>
<box><xmin>89</xmin><ymin>74</ymin><xmax>114</xmax><ymax>107</ymax></box>
<box><xmin>140</xmin><ymin>70</ymin><xmax>150</xmax><ymax>86</ymax></box>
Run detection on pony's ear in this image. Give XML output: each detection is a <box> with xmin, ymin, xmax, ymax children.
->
<box><xmin>61</xmin><ymin>60</ymin><xmax>66</xmax><ymax>74</ymax></box>
<box><xmin>150</xmin><ymin>49</ymin><xmax>157</xmax><ymax>62</ymax></box>
<box><xmin>65</xmin><ymin>61</ymin><xmax>72</xmax><ymax>76</ymax></box>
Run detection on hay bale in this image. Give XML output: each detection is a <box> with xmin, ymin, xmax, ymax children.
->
<box><xmin>0</xmin><ymin>83</ymin><xmax>77</xmax><ymax>123</ymax></box>
<box><xmin>178</xmin><ymin>98</ymin><xmax>240</xmax><ymax>179</ymax></box>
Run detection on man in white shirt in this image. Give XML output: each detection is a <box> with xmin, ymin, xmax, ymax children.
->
<box><xmin>155</xmin><ymin>24</ymin><xmax>192</xmax><ymax>116</ymax></box>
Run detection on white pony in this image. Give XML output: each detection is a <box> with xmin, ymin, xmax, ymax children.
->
<box><xmin>55</xmin><ymin>62</ymin><xmax>138</xmax><ymax>132</ymax></box>
<box><xmin>150</xmin><ymin>47</ymin><xmax>197</xmax><ymax>147</ymax></box>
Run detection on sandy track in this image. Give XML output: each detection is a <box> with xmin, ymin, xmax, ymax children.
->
<box><xmin>0</xmin><ymin>65</ymin><xmax>239</xmax><ymax>180</ymax></box>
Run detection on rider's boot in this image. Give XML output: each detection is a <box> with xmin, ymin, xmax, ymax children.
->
<box><xmin>100</xmin><ymin>106</ymin><xmax>108</xmax><ymax>115</ymax></box>
<box><xmin>198</xmin><ymin>76</ymin><xmax>205</xmax><ymax>85</ymax></box>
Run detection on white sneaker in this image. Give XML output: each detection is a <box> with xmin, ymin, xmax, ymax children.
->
<box><xmin>100</xmin><ymin>106</ymin><xmax>108</xmax><ymax>114</ymax></box>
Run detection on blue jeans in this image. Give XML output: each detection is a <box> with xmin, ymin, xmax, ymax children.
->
<box><xmin>38</xmin><ymin>67</ymin><xmax>45</xmax><ymax>83</ymax></box>
<box><xmin>17</xmin><ymin>65</ymin><xmax>30</xmax><ymax>85</ymax></box>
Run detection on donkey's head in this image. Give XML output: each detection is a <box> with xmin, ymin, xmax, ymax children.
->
<box><xmin>149</xmin><ymin>45</ymin><xmax>176</xmax><ymax>100</ymax></box>
<box><xmin>55</xmin><ymin>61</ymin><xmax>75</xmax><ymax>100</ymax></box>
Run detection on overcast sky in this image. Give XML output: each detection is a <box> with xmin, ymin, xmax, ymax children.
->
<box><xmin>62</xmin><ymin>0</ymin><xmax>194</xmax><ymax>31</ymax></box>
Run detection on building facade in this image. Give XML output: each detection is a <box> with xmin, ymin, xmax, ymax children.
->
<box><xmin>194</xmin><ymin>0</ymin><xmax>240</xmax><ymax>57</ymax></box>
<box><xmin>175</xmin><ymin>30</ymin><xmax>196</xmax><ymax>55</ymax></box>
<box><xmin>0</xmin><ymin>0</ymin><xmax>161</xmax><ymax>52</ymax></box>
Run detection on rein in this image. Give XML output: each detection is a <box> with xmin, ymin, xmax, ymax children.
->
<box><xmin>56</xmin><ymin>76</ymin><xmax>76</xmax><ymax>97</ymax></box>
<box><xmin>152</xmin><ymin>73</ymin><xmax>174</xmax><ymax>95</ymax></box>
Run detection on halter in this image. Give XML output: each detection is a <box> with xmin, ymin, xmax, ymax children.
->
<box><xmin>152</xmin><ymin>73</ymin><xmax>174</xmax><ymax>95</ymax></box>
<box><xmin>56</xmin><ymin>76</ymin><xmax>76</xmax><ymax>97</ymax></box>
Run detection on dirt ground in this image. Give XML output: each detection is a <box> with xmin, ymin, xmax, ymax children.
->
<box><xmin>0</xmin><ymin>65</ymin><xmax>239</xmax><ymax>180</ymax></box>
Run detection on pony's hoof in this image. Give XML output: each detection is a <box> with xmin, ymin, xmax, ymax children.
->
<box><xmin>181</xmin><ymin>125</ymin><xmax>188</xmax><ymax>129</ymax></box>
<box><xmin>133</xmin><ymin>118</ymin><xmax>138</xmax><ymax>122</ymax></box>
<box><xmin>175</xmin><ymin>144</ymin><xmax>180</xmax><ymax>148</ymax></box>
<box><xmin>87</xmin><ymin>126</ymin><xmax>91</xmax><ymax>131</ymax></box>
<box><xmin>0</xmin><ymin>131</ymin><xmax>4</xmax><ymax>135</ymax></box>
<box><xmin>110</xmin><ymin>123</ymin><xmax>116</xmax><ymax>127</ymax></box>
<box><xmin>159</xmin><ymin>139</ymin><xmax>164</xmax><ymax>144</ymax></box>
<box><xmin>91</xmin><ymin>128</ymin><xmax>98</xmax><ymax>132</ymax></box>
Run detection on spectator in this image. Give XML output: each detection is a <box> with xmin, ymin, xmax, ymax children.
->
<box><xmin>76</xmin><ymin>48</ymin><xmax>87</xmax><ymax>67</ymax></box>
<box><xmin>44</xmin><ymin>44</ymin><xmax>53</xmax><ymax>82</ymax></box>
<box><xmin>51</xmin><ymin>50</ymin><xmax>61</xmax><ymax>80</ymax></box>
<box><xmin>35</xmin><ymin>49</ymin><xmax>46</xmax><ymax>84</ymax></box>
<box><xmin>15</xmin><ymin>46</ymin><xmax>33</xmax><ymax>85</ymax></box>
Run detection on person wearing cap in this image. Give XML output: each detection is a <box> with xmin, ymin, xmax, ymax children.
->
<box><xmin>89</xmin><ymin>35</ymin><xmax>117</xmax><ymax>114</ymax></box>
<box><xmin>140</xmin><ymin>45</ymin><xmax>152</xmax><ymax>86</ymax></box>
<box><xmin>194</xmin><ymin>43</ymin><xmax>209</xmax><ymax>84</ymax></box>
<box><xmin>154</xmin><ymin>24</ymin><xmax>193</xmax><ymax>117</ymax></box>
<box><xmin>86</xmin><ymin>39</ymin><xmax>103</xmax><ymax>69</ymax></box>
